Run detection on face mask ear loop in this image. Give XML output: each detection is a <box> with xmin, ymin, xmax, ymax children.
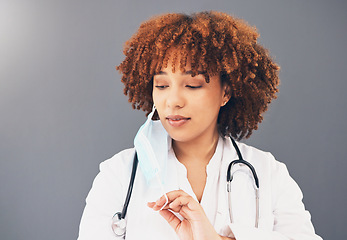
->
<box><xmin>155</xmin><ymin>173</ymin><xmax>168</xmax><ymax>211</ymax></box>
<box><xmin>160</xmin><ymin>195</ymin><xmax>169</xmax><ymax>211</ymax></box>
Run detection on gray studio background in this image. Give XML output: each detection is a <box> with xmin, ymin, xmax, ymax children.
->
<box><xmin>1</xmin><ymin>0</ymin><xmax>346</xmax><ymax>239</ymax></box>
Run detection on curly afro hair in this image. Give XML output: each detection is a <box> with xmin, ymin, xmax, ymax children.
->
<box><xmin>116</xmin><ymin>11</ymin><xmax>280</xmax><ymax>140</ymax></box>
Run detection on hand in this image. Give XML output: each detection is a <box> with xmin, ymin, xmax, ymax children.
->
<box><xmin>147</xmin><ymin>190</ymin><xmax>222</xmax><ymax>240</ymax></box>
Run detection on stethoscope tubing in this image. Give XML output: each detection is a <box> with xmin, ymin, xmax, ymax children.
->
<box><xmin>111</xmin><ymin>152</ymin><xmax>139</xmax><ymax>236</ymax></box>
<box><xmin>121</xmin><ymin>153</ymin><xmax>138</xmax><ymax>219</ymax></box>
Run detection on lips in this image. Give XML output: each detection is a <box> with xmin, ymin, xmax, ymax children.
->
<box><xmin>166</xmin><ymin>115</ymin><xmax>191</xmax><ymax>127</ymax></box>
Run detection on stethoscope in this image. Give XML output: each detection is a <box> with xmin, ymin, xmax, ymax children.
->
<box><xmin>111</xmin><ymin>137</ymin><xmax>259</xmax><ymax>237</ymax></box>
<box><xmin>227</xmin><ymin>137</ymin><xmax>259</xmax><ymax>228</ymax></box>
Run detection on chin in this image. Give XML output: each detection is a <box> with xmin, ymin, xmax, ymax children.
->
<box><xmin>167</xmin><ymin>131</ymin><xmax>195</xmax><ymax>143</ymax></box>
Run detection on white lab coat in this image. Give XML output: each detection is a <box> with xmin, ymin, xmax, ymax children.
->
<box><xmin>78</xmin><ymin>136</ymin><xmax>322</xmax><ymax>240</ymax></box>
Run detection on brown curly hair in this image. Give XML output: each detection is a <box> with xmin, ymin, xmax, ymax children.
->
<box><xmin>116</xmin><ymin>11</ymin><xmax>280</xmax><ymax>140</ymax></box>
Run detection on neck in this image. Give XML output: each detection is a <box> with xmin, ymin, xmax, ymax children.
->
<box><xmin>172</xmin><ymin>129</ymin><xmax>220</xmax><ymax>165</ymax></box>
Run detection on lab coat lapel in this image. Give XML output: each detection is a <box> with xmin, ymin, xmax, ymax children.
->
<box><xmin>215</xmin><ymin>138</ymin><xmax>234</xmax><ymax>232</ymax></box>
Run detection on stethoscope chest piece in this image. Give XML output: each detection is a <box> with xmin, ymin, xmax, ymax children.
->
<box><xmin>112</xmin><ymin>212</ymin><xmax>126</xmax><ymax>237</ymax></box>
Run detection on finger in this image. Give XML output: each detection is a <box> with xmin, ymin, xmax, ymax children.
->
<box><xmin>159</xmin><ymin>210</ymin><xmax>181</xmax><ymax>233</ymax></box>
<box><xmin>154</xmin><ymin>194</ymin><xmax>170</xmax><ymax>208</ymax></box>
<box><xmin>151</xmin><ymin>197</ymin><xmax>169</xmax><ymax>211</ymax></box>
<box><xmin>152</xmin><ymin>190</ymin><xmax>190</xmax><ymax>211</ymax></box>
<box><xmin>168</xmin><ymin>196</ymin><xmax>192</xmax><ymax>212</ymax></box>
<box><xmin>165</xmin><ymin>190</ymin><xmax>189</xmax><ymax>201</ymax></box>
<box><xmin>147</xmin><ymin>202</ymin><xmax>156</xmax><ymax>208</ymax></box>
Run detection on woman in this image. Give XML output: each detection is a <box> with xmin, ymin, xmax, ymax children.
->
<box><xmin>78</xmin><ymin>11</ymin><xmax>322</xmax><ymax>240</ymax></box>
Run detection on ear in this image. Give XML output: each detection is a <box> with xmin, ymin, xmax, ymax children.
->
<box><xmin>221</xmin><ymin>84</ymin><xmax>231</xmax><ymax>107</ymax></box>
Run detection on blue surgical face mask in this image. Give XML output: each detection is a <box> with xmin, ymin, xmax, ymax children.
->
<box><xmin>134</xmin><ymin>107</ymin><xmax>169</xmax><ymax>186</ymax></box>
<box><xmin>134</xmin><ymin>107</ymin><xmax>169</xmax><ymax>208</ymax></box>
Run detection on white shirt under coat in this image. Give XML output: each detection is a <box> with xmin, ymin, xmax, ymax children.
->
<box><xmin>78</xmin><ymin>136</ymin><xmax>322</xmax><ymax>240</ymax></box>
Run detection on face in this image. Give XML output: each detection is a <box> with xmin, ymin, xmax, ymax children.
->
<box><xmin>152</xmin><ymin>59</ymin><xmax>229</xmax><ymax>145</ymax></box>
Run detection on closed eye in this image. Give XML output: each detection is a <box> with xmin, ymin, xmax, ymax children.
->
<box><xmin>155</xmin><ymin>85</ymin><xmax>168</xmax><ymax>89</ymax></box>
<box><xmin>186</xmin><ymin>85</ymin><xmax>202</xmax><ymax>89</ymax></box>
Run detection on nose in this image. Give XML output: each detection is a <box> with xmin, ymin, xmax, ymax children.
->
<box><xmin>166</xmin><ymin>86</ymin><xmax>185</xmax><ymax>109</ymax></box>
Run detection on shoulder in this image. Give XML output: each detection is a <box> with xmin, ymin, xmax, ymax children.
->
<box><xmin>223</xmin><ymin>137</ymin><xmax>301</xmax><ymax>199</ymax></box>
<box><xmin>98</xmin><ymin>148</ymin><xmax>136</xmax><ymax>181</ymax></box>
<box><xmin>103</xmin><ymin>147</ymin><xmax>136</xmax><ymax>166</ymax></box>
<box><xmin>236</xmin><ymin>141</ymin><xmax>275</xmax><ymax>162</ymax></box>
<box><xmin>223</xmin><ymin>137</ymin><xmax>287</xmax><ymax>176</ymax></box>
<box><xmin>223</xmin><ymin>137</ymin><xmax>276</xmax><ymax>164</ymax></box>
<box><xmin>224</xmin><ymin>138</ymin><xmax>298</xmax><ymax>198</ymax></box>
<box><xmin>85</xmin><ymin>148</ymin><xmax>136</xmax><ymax>203</ymax></box>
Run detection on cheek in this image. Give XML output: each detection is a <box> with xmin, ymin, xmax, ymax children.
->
<box><xmin>205</xmin><ymin>91</ymin><xmax>224</xmax><ymax>108</ymax></box>
<box><xmin>152</xmin><ymin>91</ymin><xmax>161</xmax><ymax>107</ymax></box>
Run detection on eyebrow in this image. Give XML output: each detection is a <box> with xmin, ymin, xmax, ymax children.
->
<box><xmin>155</xmin><ymin>70</ymin><xmax>206</xmax><ymax>76</ymax></box>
